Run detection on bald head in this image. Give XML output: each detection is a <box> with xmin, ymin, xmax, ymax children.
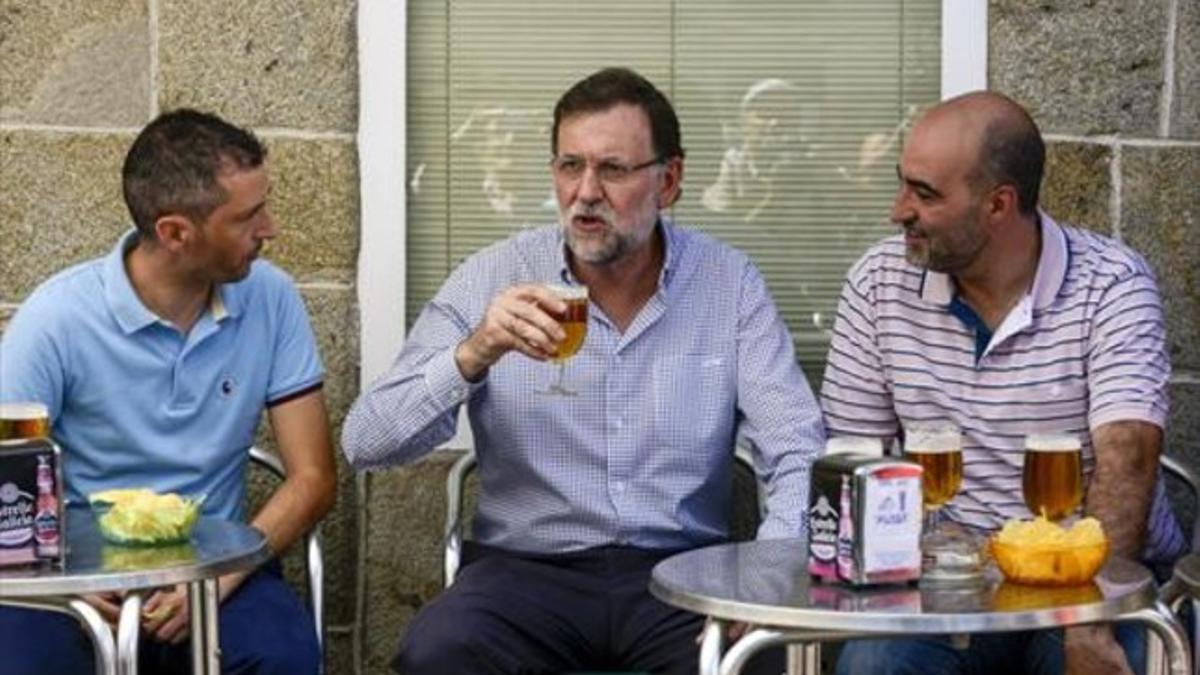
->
<box><xmin>914</xmin><ymin>91</ymin><xmax>1045</xmax><ymax>216</ymax></box>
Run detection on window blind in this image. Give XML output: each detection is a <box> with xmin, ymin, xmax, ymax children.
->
<box><xmin>407</xmin><ymin>0</ymin><xmax>941</xmax><ymax>383</ymax></box>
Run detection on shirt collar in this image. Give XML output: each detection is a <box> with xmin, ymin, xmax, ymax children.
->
<box><xmin>917</xmin><ymin>209</ymin><xmax>1067</xmax><ymax>311</ymax></box>
<box><xmin>556</xmin><ymin>216</ymin><xmax>679</xmax><ymax>291</ymax></box>
<box><xmin>103</xmin><ymin>229</ymin><xmax>237</xmax><ymax>334</ymax></box>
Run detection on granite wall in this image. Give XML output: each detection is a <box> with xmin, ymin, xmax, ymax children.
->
<box><xmin>1</xmin><ymin>2</ymin><xmax>1197</xmax><ymax>675</ymax></box>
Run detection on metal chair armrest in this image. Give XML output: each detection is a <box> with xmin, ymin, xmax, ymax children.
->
<box><xmin>247</xmin><ymin>445</ymin><xmax>325</xmax><ymax>661</ymax></box>
<box><xmin>444</xmin><ymin>450</ymin><xmax>477</xmax><ymax>588</ymax></box>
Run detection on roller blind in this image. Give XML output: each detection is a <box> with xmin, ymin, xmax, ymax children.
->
<box><xmin>407</xmin><ymin>0</ymin><xmax>941</xmax><ymax>383</ymax></box>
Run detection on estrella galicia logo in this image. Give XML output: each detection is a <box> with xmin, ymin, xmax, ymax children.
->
<box><xmin>219</xmin><ymin>374</ymin><xmax>237</xmax><ymax>399</ymax></box>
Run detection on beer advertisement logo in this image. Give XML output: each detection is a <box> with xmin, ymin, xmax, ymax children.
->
<box><xmin>0</xmin><ymin>481</ymin><xmax>35</xmax><ymax>547</ymax></box>
<box><xmin>809</xmin><ymin>495</ymin><xmax>838</xmax><ymax>560</ymax></box>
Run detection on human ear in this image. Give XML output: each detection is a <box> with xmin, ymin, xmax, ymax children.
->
<box><xmin>153</xmin><ymin>214</ymin><xmax>197</xmax><ymax>253</ymax></box>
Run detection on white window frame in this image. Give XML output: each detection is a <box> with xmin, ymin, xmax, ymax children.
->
<box><xmin>355</xmin><ymin>0</ymin><xmax>987</xmax><ymax>388</ymax></box>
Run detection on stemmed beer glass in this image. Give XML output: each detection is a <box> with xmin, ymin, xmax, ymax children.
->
<box><xmin>904</xmin><ymin>422</ymin><xmax>974</xmax><ymax>579</ymax></box>
<box><xmin>1022</xmin><ymin>433</ymin><xmax>1083</xmax><ymax>521</ymax></box>
<box><xmin>539</xmin><ymin>284</ymin><xmax>588</xmax><ymax>396</ymax></box>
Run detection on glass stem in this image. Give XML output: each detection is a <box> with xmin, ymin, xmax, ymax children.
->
<box><xmin>555</xmin><ymin>362</ymin><xmax>567</xmax><ymax>391</ymax></box>
<box><xmin>924</xmin><ymin>505</ymin><xmax>941</xmax><ymax>537</ymax></box>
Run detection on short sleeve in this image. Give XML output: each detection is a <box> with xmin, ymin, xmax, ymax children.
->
<box><xmin>265</xmin><ymin>274</ymin><xmax>324</xmax><ymax>406</ymax></box>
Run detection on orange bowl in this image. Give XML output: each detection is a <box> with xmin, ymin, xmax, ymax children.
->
<box><xmin>990</xmin><ymin>538</ymin><xmax>1109</xmax><ymax>586</ymax></box>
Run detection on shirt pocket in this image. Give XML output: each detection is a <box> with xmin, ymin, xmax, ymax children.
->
<box><xmin>650</xmin><ymin>352</ymin><xmax>736</xmax><ymax>451</ymax></box>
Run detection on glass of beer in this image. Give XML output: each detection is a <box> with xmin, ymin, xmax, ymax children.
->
<box><xmin>0</xmin><ymin>402</ymin><xmax>50</xmax><ymax>441</ymax></box>
<box><xmin>905</xmin><ymin>422</ymin><xmax>978</xmax><ymax>580</ymax></box>
<box><xmin>539</xmin><ymin>284</ymin><xmax>588</xmax><ymax>396</ymax></box>
<box><xmin>1022</xmin><ymin>433</ymin><xmax>1083</xmax><ymax>521</ymax></box>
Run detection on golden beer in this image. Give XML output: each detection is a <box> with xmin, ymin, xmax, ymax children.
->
<box><xmin>1023</xmin><ymin>434</ymin><xmax>1083</xmax><ymax>521</ymax></box>
<box><xmin>549</xmin><ymin>297</ymin><xmax>588</xmax><ymax>362</ymax></box>
<box><xmin>906</xmin><ymin>449</ymin><xmax>963</xmax><ymax>507</ymax></box>
<box><xmin>0</xmin><ymin>402</ymin><xmax>50</xmax><ymax>441</ymax></box>
<box><xmin>904</xmin><ymin>424</ymin><xmax>963</xmax><ymax>508</ymax></box>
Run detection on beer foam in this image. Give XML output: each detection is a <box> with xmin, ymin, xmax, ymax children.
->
<box><xmin>0</xmin><ymin>402</ymin><xmax>49</xmax><ymax>420</ymax></box>
<box><xmin>904</xmin><ymin>424</ymin><xmax>961</xmax><ymax>453</ymax></box>
<box><xmin>545</xmin><ymin>284</ymin><xmax>588</xmax><ymax>300</ymax></box>
<box><xmin>825</xmin><ymin>436</ymin><xmax>883</xmax><ymax>456</ymax></box>
<box><xmin>1024</xmin><ymin>433</ymin><xmax>1080</xmax><ymax>452</ymax></box>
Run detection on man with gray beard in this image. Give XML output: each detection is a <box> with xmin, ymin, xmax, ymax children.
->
<box><xmin>342</xmin><ymin>67</ymin><xmax>824</xmax><ymax>674</ymax></box>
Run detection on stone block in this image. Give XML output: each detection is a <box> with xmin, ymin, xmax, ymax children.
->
<box><xmin>990</xmin><ymin>0</ymin><xmax>1166</xmax><ymax>135</ymax></box>
<box><xmin>0</xmin><ymin>130</ymin><xmax>132</xmax><ymax>302</ymax></box>
<box><xmin>299</xmin><ymin>285</ymin><xmax>360</xmax><ymax>425</ymax></box>
<box><xmin>1042</xmin><ymin>140</ymin><xmax>1112</xmax><ymax>234</ymax></box>
<box><xmin>1172</xmin><ymin>0</ymin><xmax>1200</xmax><ymax>138</ymax></box>
<box><xmin>362</xmin><ymin>450</ymin><xmax>464</xmax><ymax>673</ymax></box>
<box><xmin>157</xmin><ymin>0</ymin><xmax>357</xmax><ymax>131</ymax></box>
<box><xmin>1165</xmin><ymin>382</ymin><xmax>1200</xmax><ymax>544</ymax></box>
<box><xmin>0</xmin><ymin>0</ymin><xmax>149</xmax><ymax>127</ymax></box>
<box><xmin>1120</xmin><ymin>146</ymin><xmax>1200</xmax><ymax>371</ymax></box>
<box><xmin>262</xmin><ymin>138</ymin><xmax>359</xmax><ymax>283</ymax></box>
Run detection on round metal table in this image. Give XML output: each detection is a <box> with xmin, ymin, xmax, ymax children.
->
<box><xmin>650</xmin><ymin>538</ymin><xmax>1191</xmax><ymax>675</ymax></box>
<box><xmin>0</xmin><ymin>507</ymin><xmax>269</xmax><ymax>675</ymax></box>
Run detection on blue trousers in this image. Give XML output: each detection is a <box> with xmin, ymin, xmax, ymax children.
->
<box><xmin>836</xmin><ymin>623</ymin><xmax>1147</xmax><ymax>675</ymax></box>
<box><xmin>0</xmin><ymin>562</ymin><xmax>319</xmax><ymax>675</ymax></box>
<box><xmin>394</xmin><ymin>542</ymin><xmax>783</xmax><ymax>675</ymax></box>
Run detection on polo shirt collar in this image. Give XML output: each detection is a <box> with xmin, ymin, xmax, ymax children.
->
<box><xmin>103</xmin><ymin>229</ymin><xmax>238</xmax><ymax>334</ymax></box>
<box><xmin>917</xmin><ymin>209</ymin><xmax>1067</xmax><ymax>310</ymax></box>
<box><xmin>556</xmin><ymin>216</ymin><xmax>679</xmax><ymax>291</ymax></box>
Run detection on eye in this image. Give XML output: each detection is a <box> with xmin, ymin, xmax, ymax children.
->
<box><xmin>553</xmin><ymin>157</ymin><xmax>585</xmax><ymax>176</ymax></box>
<box><xmin>596</xmin><ymin>161</ymin><xmax>629</xmax><ymax>182</ymax></box>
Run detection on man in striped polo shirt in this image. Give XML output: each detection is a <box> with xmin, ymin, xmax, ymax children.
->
<box><xmin>821</xmin><ymin>91</ymin><xmax>1185</xmax><ymax>675</ymax></box>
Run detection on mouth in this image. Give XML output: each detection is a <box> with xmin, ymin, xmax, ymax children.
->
<box><xmin>571</xmin><ymin>213</ymin><xmax>609</xmax><ymax>233</ymax></box>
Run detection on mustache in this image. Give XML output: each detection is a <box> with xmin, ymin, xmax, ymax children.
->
<box><xmin>568</xmin><ymin>204</ymin><xmax>614</xmax><ymax>224</ymax></box>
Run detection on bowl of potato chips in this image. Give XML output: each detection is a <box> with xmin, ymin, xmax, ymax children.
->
<box><xmin>990</xmin><ymin>516</ymin><xmax>1109</xmax><ymax>586</ymax></box>
<box><xmin>89</xmin><ymin>488</ymin><xmax>203</xmax><ymax>546</ymax></box>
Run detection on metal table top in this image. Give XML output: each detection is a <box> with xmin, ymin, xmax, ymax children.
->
<box><xmin>650</xmin><ymin>538</ymin><xmax>1158</xmax><ymax>636</ymax></box>
<box><xmin>0</xmin><ymin>508</ymin><xmax>269</xmax><ymax>597</ymax></box>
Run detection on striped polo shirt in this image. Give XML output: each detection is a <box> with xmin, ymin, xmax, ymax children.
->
<box><xmin>820</xmin><ymin>212</ymin><xmax>1185</xmax><ymax>563</ymax></box>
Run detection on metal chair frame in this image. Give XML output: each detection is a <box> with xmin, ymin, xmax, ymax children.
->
<box><xmin>248</xmin><ymin>445</ymin><xmax>326</xmax><ymax>663</ymax></box>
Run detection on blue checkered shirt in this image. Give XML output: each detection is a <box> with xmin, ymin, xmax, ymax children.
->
<box><xmin>342</xmin><ymin>219</ymin><xmax>825</xmax><ymax>554</ymax></box>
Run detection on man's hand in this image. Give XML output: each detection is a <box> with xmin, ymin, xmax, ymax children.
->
<box><xmin>83</xmin><ymin>593</ymin><xmax>123</xmax><ymax>625</ymax></box>
<box><xmin>141</xmin><ymin>584</ymin><xmax>190</xmax><ymax>644</ymax></box>
<box><xmin>140</xmin><ymin>571</ymin><xmax>248</xmax><ymax>645</ymax></box>
<box><xmin>1064</xmin><ymin>625</ymin><xmax>1132</xmax><ymax>675</ymax></box>
<box><xmin>696</xmin><ymin>618</ymin><xmax>753</xmax><ymax>645</ymax></box>
<box><xmin>455</xmin><ymin>284</ymin><xmax>567</xmax><ymax>381</ymax></box>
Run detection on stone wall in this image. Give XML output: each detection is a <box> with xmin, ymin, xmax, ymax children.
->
<box><xmin>991</xmin><ymin>0</ymin><xmax>1200</xmax><ymax>530</ymax></box>
<box><xmin>2</xmin><ymin>2</ymin><xmax>1197</xmax><ymax>674</ymax></box>
<box><xmin>0</xmin><ymin>1</ymin><xmax>361</xmax><ymax>673</ymax></box>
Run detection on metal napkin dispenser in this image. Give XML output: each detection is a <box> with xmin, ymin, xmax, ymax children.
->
<box><xmin>0</xmin><ymin>438</ymin><xmax>65</xmax><ymax>567</ymax></box>
<box><xmin>808</xmin><ymin>452</ymin><xmax>922</xmax><ymax>586</ymax></box>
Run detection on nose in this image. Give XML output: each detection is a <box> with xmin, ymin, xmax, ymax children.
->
<box><xmin>259</xmin><ymin>211</ymin><xmax>279</xmax><ymax>240</ymax></box>
<box><xmin>576</xmin><ymin>164</ymin><xmax>605</xmax><ymax>205</ymax></box>
<box><xmin>890</xmin><ymin>186</ymin><xmax>914</xmax><ymax>225</ymax></box>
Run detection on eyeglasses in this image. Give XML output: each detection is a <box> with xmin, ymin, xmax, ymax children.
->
<box><xmin>549</xmin><ymin>155</ymin><xmax>664</xmax><ymax>185</ymax></box>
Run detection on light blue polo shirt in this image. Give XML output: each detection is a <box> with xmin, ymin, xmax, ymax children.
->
<box><xmin>0</xmin><ymin>231</ymin><xmax>323</xmax><ymax>521</ymax></box>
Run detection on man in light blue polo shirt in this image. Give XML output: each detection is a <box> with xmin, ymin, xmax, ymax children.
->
<box><xmin>0</xmin><ymin>109</ymin><xmax>336</xmax><ymax>674</ymax></box>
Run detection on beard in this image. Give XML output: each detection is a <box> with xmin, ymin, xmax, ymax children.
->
<box><xmin>560</xmin><ymin>203</ymin><xmax>647</xmax><ymax>266</ymax></box>
<box><xmin>900</xmin><ymin>211</ymin><xmax>988</xmax><ymax>273</ymax></box>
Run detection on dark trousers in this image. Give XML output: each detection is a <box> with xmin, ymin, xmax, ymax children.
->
<box><xmin>0</xmin><ymin>561</ymin><xmax>319</xmax><ymax>675</ymax></box>
<box><xmin>394</xmin><ymin>543</ymin><xmax>783</xmax><ymax>675</ymax></box>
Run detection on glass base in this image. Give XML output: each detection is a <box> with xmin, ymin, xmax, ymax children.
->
<box><xmin>536</xmin><ymin>385</ymin><xmax>577</xmax><ymax>396</ymax></box>
<box><xmin>920</xmin><ymin>526</ymin><xmax>986</xmax><ymax>584</ymax></box>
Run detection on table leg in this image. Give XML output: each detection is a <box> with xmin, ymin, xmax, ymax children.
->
<box><xmin>188</xmin><ymin>579</ymin><xmax>220</xmax><ymax>674</ymax></box>
<box><xmin>66</xmin><ymin>599</ymin><xmax>118</xmax><ymax>675</ymax></box>
<box><xmin>786</xmin><ymin>643</ymin><xmax>820</xmax><ymax>675</ymax></box>
<box><xmin>1125</xmin><ymin>601</ymin><xmax>1192</xmax><ymax>675</ymax></box>
<box><xmin>719</xmin><ymin>627</ymin><xmax>787</xmax><ymax>675</ymax></box>
<box><xmin>700</xmin><ymin>619</ymin><xmax>727</xmax><ymax>675</ymax></box>
<box><xmin>117</xmin><ymin>593</ymin><xmax>142</xmax><ymax>675</ymax></box>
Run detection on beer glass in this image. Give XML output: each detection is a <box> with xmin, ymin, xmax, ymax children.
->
<box><xmin>539</xmin><ymin>284</ymin><xmax>588</xmax><ymax>396</ymax></box>
<box><xmin>904</xmin><ymin>422</ymin><xmax>977</xmax><ymax>580</ymax></box>
<box><xmin>1022</xmin><ymin>433</ymin><xmax>1083</xmax><ymax>521</ymax></box>
<box><xmin>0</xmin><ymin>402</ymin><xmax>50</xmax><ymax>441</ymax></box>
